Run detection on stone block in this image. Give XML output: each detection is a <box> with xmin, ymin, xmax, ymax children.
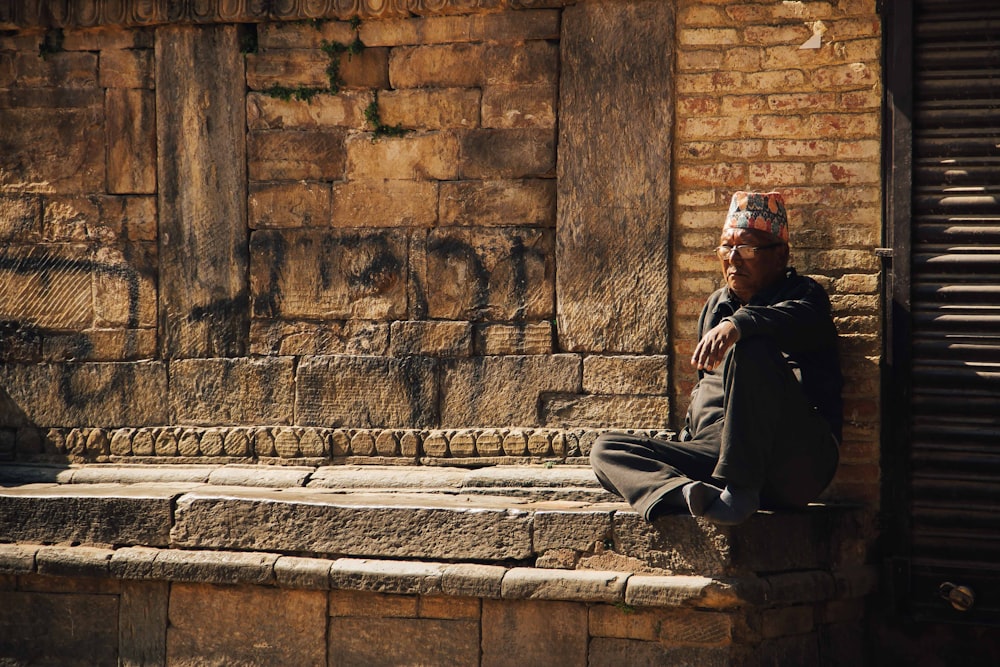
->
<box><xmin>245</xmin><ymin>49</ymin><xmax>333</xmax><ymax>89</ymax></box>
<box><xmin>459</xmin><ymin>128</ymin><xmax>556</xmax><ymax>179</ymax></box>
<box><xmin>583</xmin><ymin>355</ymin><xmax>669</xmax><ymax>394</ymax></box>
<box><xmin>419</xmin><ymin>227</ymin><xmax>555</xmax><ymax>321</ymax></box>
<box><xmin>482</xmin><ymin>84</ymin><xmax>557</xmax><ymax>128</ymax></box>
<box><xmin>418</xmin><ymin>595</ymin><xmax>480</xmax><ymax>619</ymax></box>
<box><xmin>93</xmin><ymin>244</ymin><xmax>157</xmax><ymax>328</ymax></box>
<box><xmin>475</xmin><ymin>322</ymin><xmax>554</xmax><ymax>355</ymax></box>
<box><xmin>484</xmin><ymin>42</ymin><xmax>559</xmax><ymax>85</ymax></box>
<box><xmin>14</xmin><ymin>51</ymin><xmax>97</xmax><ymax>87</ymax></box>
<box><xmin>258</xmin><ymin>21</ymin><xmax>357</xmax><ymax>50</ymax></box>
<box><xmin>501</xmin><ymin>568</ymin><xmax>627</xmax><ymax>603</ymax></box>
<box><xmin>542</xmin><ymin>395</ymin><xmax>672</xmax><ymax>429</ymax></box>
<box><xmin>169</xmin><ymin>357</ymin><xmax>295</xmax><ymax>426</ymax></box>
<box><xmin>378</xmin><ymin>87</ymin><xmax>480</xmax><ymax>129</ymax></box>
<box><xmin>345</xmin><ymin>131</ymin><xmax>460</xmax><ymax>180</ymax></box>
<box><xmin>147</xmin><ymin>550</ymin><xmax>278</xmax><ymax>586</ymax></box>
<box><xmin>99</xmin><ymin>48</ymin><xmax>153</xmax><ymax>88</ymax></box>
<box><xmin>167</xmin><ymin>583</ymin><xmax>327</xmax><ymax>667</ymax></box>
<box><xmin>328</xmin><ymin>589</ymin><xmax>418</xmax><ymax>618</ymax></box>
<box><xmin>589</xmin><ymin>639</ymin><xmax>733</xmax><ymax>667</ymax></box>
<box><xmin>389</xmin><ymin>320</ymin><xmax>472</xmax><ymax>356</ymax></box>
<box><xmin>481</xmin><ymin>599</ymin><xmax>588</xmax><ymax>667</ymax></box>
<box><xmin>0</xmin><ymin>361</ymin><xmax>167</xmax><ymax>428</ymax></box>
<box><xmin>35</xmin><ymin>545</ymin><xmax>113</xmax><ymax>578</ymax></box>
<box><xmin>0</xmin><ymin>484</ymin><xmax>175</xmax><ymax>546</ymax></box>
<box><xmin>296</xmin><ymin>354</ymin><xmax>437</xmax><ymax>428</ymax></box>
<box><xmin>0</xmin><ymin>195</ymin><xmax>40</xmax><ymax>241</ymax></box>
<box><xmin>439</xmin><ymin>179</ymin><xmax>556</xmax><ymax>227</ymax></box>
<box><xmin>762</xmin><ymin>605</ymin><xmax>815</xmax><ymax>639</ymax></box>
<box><xmin>170</xmin><ymin>490</ymin><xmax>534</xmax><ymax>560</ymax></box>
<box><xmin>0</xmin><ymin>106</ymin><xmax>104</xmax><ymax>193</ymax></box>
<box><xmin>361</xmin><ymin>10</ymin><xmax>560</xmax><ymax>46</ymax></box>
<box><xmin>534</xmin><ymin>510</ymin><xmax>613</xmax><ymax>552</ymax></box>
<box><xmin>275</xmin><ymin>556</ymin><xmax>333</xmax><ymax>590</ymax></box>
<box><xmin>389</xmin><ymin>43</ymin><xmax>487</xmax><ymax>88</ymax></box>
<box><xmin>0</xmin><ymin>244</ymin><xmax>93</xmax><ymax>329</ymax></box>
<box><xmin>440</xmin><ymin>355</ymin><xmax>580</xmax><ymax>427</ymax></box>
<box><xmin>157</xmin><ymin>24</ymin><xmax>248</xmax><ymax>358</ymax></box>
<box><xmin>329</xmin><ymin>617</ymin><xmax>480</xmax><ymax>667</ymax></box>
<box><xmin>120</xmin><ymin>580</ymin><xmax>169</xmax><ymax>667</ymax></box>
<box><xmin>247</xmin><ymin>90</ymin><xmax>370</xmax><ymax>130</ymax></box>
<box><xmin>0</xmin><ymin>591</ymin><xmax>118</xmax><ymax>666</ymax></box>
<box><xmin>589</xmin><ymin>605</ymin><xmax>665</xmax><ymax>640</ymax></box>
<box><xmin>558</xmin><ymin>1</ymin><xmax>674</xmax><ymax>353</ymax></box>
<box><xmin>332</xmin><ymin>179</ymin><xmax>438</xmax><ymax>227</ymax></box>
<box><xmin>441</xmin><ymin>563</ymin><xmax>506</xmax><ymax>599</ymax></box>
<box><xmin>248</xmin><ymin>129</ymin><xmax>347</xmax><ymax>181</ymax></box>
<box><xmin>249</xmin><ymin>181</ymin><xmax>331</xmax><ymax>228</ymax></box>
<box><xmin>329</xmin><ymin>558</ymin><xmax>447</xmax><ymax>595</ymax></box>
<box><xmin>625</xmin><ymin>575</ymin><xmax>748</xmax><ymax>609</ymax></box>
<box><xmin>250</xmin><ymin>320</ymin><xmax>389</xmax><ymax>356</ymax></box>
<box><xmin>250</xmin><ymin>229</ymin><xmax>408</xmax><ymax>320</ymax></box>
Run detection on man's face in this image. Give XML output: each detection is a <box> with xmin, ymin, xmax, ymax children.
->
<box><xmin>718</xmin><ymin>228</ymin><xmax>788</xmax><ymax>302</ymax></box>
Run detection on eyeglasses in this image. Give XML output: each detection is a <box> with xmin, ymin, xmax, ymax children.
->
<box><xmin>715</xmin><ymin>243</ymin><xmax>784</xmax><ymax>260</ymax></box>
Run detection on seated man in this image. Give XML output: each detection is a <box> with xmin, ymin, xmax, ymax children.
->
<box><xmin>591</xmin><ymin>191</ymin><xmax>843</xmax><ymax>525</ymax></box>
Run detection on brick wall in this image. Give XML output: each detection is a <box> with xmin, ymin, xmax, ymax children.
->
<box><xmin>671</xmin><ymin>0</ymin><xmax>882</xmax><ymax>504</ymax></box>
<box><xmin>0</xmin><ymin>0</ymin><xmax>882</xmax><ymax>504</ymax></box>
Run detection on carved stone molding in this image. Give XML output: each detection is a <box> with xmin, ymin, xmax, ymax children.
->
<box><xmin>0</xmin><ymin>0</ymin><xmax>571</xmax><ymax>29</ymax></box>
<box><xmin>12</xmin><ymin>425</ymin><xmax>674</xmax><ymax>464</ymax></box>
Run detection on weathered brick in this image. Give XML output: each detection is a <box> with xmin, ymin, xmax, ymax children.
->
<box><xmin>346</xmin><ymin>131</ymin><xmax>459</xmax><ymax>180</ymax></box>
<box><xmin>99</xmin><ymin>48</ymin><xmax>153</xmax><ymax>88</ymax></box>
<box><xmin>169</xmin><ymin>357</ymin><xmax>295</xmax><ymax>426</ymax></box>
<box><xmin>812</xmin><ymin>62</ymin><xmax>878</xmax><ymax>89</ymax></box>
<box><xmin>675</xmin><ymin>163</ymin><xmax>745</xmax><ymax>188</ymax></box>
<box><xmin>378</xmin><ymin>88</ymin><xmax>480</xmax><ymax>129</ymax></box>
<box><xmin>806</xmin><ymin>113</ymin><xmax>880</xmax><ymax>137</ymax></box>
<box><xmin>459</xmin><ymin>128</ymin><xmax>556</xmax><ymax>179</ymax></box>
<box><xmin>296</xmin><ymin>354</ymin><xmax>437</xmax><ymax>428</ymax></box>
<box><xmin>250</xmin><ymin>229</ymin><xmax>408</xmax><ymax>320</ymax></box>
<box><xmin>743</xmin><ymin>24</ymin><xmax>811</xmax><ymax>45</ymax></box>
<box><xmin>248</xmin><ymin>130</ymin><xmax>347</xmax><ymax>181</ymax></box>
<box><xmin>812</xmin><ymin>161</ymin><xmax>880</xmax><ymax>184</ymax></box>
<box><xmin>440</xmin><ymin>355</ymin><xmax>580</xmax><ymax>427</ymax></box>
<box><xmin>678</xmin><ymin>115</ymin><xmax>743</xmax><ymax>139</ymax></box>
<box><xmin>332</xmin><ymin>180</ymin><xmax>438</xmax><ymax>227</ymax></box>
<box><xmin>678</xmin><ymin>28</ymin><xmax>740</xmax><ymax>46</ymax></box>
<box><xmin>583</xmin><ymin>355</ymin><xmax>668</xmax><ymax>395</ymax></box>
<box><xmin>106</xmin><ymin>88</ymin><xmax>156</xmax><ymax>194</ymax></box>
<box><xmin>247</xmin><ymin>91</ymin><xmax>370</xmax><ymax>130</ymax></box>
<box><xmin>678</xmin><ymin>49</ymin><xmax>726</xmax><ymax>72</ymax></box>
<box><xmin>439</xmin><ymin>179</ymin><xmax>555</xmax><ymax>227</ymax></box>
<box><xmin>249</xmin><ymin>181</ymin><xmax>331</xmax><ymax>228</ymax></box>
<box><xmin>749</xmin><ymin>162</ymin><xmax>809</xmax><ymax>184</ymax></box>
<box><xmin>389</xmin><ymin>320</ymin><xmax>472</xmax><ymax>357</ymax></box>
<box><xmin>482</xmin><ymin>84</ymin><xmax>556</xmax><ymax>129</ymax></box>
<box><xmin>168</xmin><ymin>584</ymin><xmax>326</xmax><ymax>666</ymax></box>
<box><xmin>419</xmin><ymin>227</ymin><xmax>554</xmax><ymax>321</ymax></box>
<box><xmin>767</xmin><ymin>92</ymin><xmax>839</xmax><ymax>112</ymax></box>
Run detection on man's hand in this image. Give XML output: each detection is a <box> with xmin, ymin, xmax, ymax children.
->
<box><xmin>691</xmin><ymin>320</ymin><xmax>741</xmax><ymax>371</ymax></box>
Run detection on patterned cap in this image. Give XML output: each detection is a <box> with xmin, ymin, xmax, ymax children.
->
<box><xmin>723</xmin><ymin>191</ymin><xmax>789</xmax><ymax>242</ymax></box>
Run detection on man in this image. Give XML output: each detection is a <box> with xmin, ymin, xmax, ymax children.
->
<box><xmin>590</xmin><ymin>191</ymin><xmax>842</xmax><ymax>525</ymax></box>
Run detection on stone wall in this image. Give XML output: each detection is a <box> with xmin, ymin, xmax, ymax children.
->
<box><xmin>0</xmin><ymin>0</ymin><xmax>882</xmax><ymax>504</ymax></box>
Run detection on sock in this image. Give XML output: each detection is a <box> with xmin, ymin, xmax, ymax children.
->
<box><xmin>681</xmin><ymin>481</ymin><xmax>722</xmax><ymax>517</ymax></box>
<box><xmin>702</xmin><ymin>484</ymin><xmax>760</xmax><ymax>525</ymax></box>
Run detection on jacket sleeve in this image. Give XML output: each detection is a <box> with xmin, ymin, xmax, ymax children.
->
<box><xmin>723</xmin><ymin>278</ymin><xmax>834</xmax><ymax>351</ymax></box>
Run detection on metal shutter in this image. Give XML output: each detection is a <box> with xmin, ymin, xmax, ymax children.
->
<box><xmin>904</xmin><ymin>0</ymin><xmax>1000</xmax><ymax>623</ymax></box>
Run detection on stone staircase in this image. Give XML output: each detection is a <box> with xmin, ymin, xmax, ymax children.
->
<box><xmin>0</xmin><ymin>463</ymin><xmax>876</xmax><ymax>665</ymax></box>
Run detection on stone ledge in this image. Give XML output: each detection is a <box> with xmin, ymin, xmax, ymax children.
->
<box><xmin>0</xmin><ymin>463</ymin><xmax>868</xmax><ymax>576</ymax></box>
<box><xmin>0</xmin><ymin>543</ymin><xmax>879</xmax><ymax>610</ymax></box>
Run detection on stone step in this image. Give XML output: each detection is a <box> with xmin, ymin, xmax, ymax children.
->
<box><xmin>0</xmin><ymin>463</ymin><xmax>867</xmax><ymax>577</ymax></box>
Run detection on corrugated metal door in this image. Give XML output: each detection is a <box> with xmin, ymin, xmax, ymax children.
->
<box><xmin>890</xmin><ymin>0</ymin><xmax>1000</xmax><ymax>623</ymax></box>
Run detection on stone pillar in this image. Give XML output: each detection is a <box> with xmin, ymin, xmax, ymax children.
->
<box><xmin>556</xmin><ymin>0</ymin><xmax>674</xmax><ymax>353</ymax></box>
<box><xmin>156</xmin><ymin>25</ymin><xmax>248</xmax><ymax>358</ymax></box>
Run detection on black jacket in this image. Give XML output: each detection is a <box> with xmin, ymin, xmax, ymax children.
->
<box><xmin>686</xmin><ymin>268</ymin><xmax>844</xmax><ymax>444</ymax></box>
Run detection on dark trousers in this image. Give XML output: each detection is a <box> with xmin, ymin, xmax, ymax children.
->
<box><xmin>590</xmin><ymin>337</ymin><xmax>839</xmax><ymax>520</ymax></box>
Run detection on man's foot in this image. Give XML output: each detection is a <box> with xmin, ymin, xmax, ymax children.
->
<box><xmin>702</xmin><ymin>484</ymin><xmax>760</xmax><ymax>525</ymax></box>
<box><xmin>681</xmin><ymin>481</ymin><xmax>722</xmax><ymax>517</ymax></box>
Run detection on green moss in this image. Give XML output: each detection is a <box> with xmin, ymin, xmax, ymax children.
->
<box><xmin>364</xmin><ymin>93</ymin><xmax>411</xmax><ymax>142</ymax></box>
<box><xmin>262</xmin><ymin>84</ymin><xmax>325</xmax><ymax>103</ymax></box>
